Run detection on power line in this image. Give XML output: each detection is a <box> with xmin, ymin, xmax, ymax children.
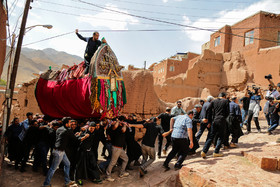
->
<box><xmin>102</xmin><ymin>0</ymin><xmax>249</xmax><ymax>10</ymax></box>
<box><xmin>8</xmin><ymin>0</ymin><xmax>20</xmax><ymax>18</ymax></box>
<box><xmin>22</xmin><ymin>25</ymin><xmax>280</xmax><ymax>47</ymax></box>
<box><xmin>76</xmin><ymin>0</ymin><xmax>280</xmax><ymax>43</ymax></box>
<box><xmin>75</xmin><ymin>0</ymin><xmax>280</xmax><ymax>12</ymax></box>
<box><xmin>22</xmin><ymin>31</ymin><xmax>74</xmax><ymax>46</ymax></box>
<box><xmin>38</xmin><ymin>0</ymin><xmax>246</xmax><ymax>20</ymax></box>
<box><xmin>110</xmin><ymin>0</ymin><xmax>252</xmax><ymax>5</ymax></box>
<box><xmin>32</xmin><ymin>7</ymin><xmax>175</xmax><ymax>27</ymax></box>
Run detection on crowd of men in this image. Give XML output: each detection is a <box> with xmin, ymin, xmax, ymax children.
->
<box><xmin>2</xmin><ymin>82</ymin><xmax>280</xmax><ymax>186</ymax></box>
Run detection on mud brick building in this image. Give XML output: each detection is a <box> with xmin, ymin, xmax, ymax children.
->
<box><xmin>152</xmin><ymin>52</ymin><xmax>199</xmax><ymax>85</ymax></box>
<box><xmin>207</xmin><ymin>11</ymin><xmax>280</xmax><ymax>85</ymax></box>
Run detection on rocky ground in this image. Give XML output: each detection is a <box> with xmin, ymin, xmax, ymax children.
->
<box><xmin>0</xmin><ymin>120</ymin><xmax>279</xmax><ymax>187</ymax></box>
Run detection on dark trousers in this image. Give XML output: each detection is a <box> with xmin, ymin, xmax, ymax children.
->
<box><xmin>202</xmin><ymin>118</ymin><xmax>226</xmax><ymax>154</ymax></box>
<box><xmin>190</xmin><ymin>125</ymin><xmax>199</xmax><ymax>152</ymax></box>
<box><xmin>196</xmin><ymin>123</ymin><xmax>211</xmax><ymax>142</ymax></box>
<box><xmin>247</xmin><ymin>111</ymin><xmax>260</xmax><ymax>132</ymax></box>
<box><xmin>33</xmin><ymin>142</ymin><xmax>49</xmax><ymax>174</ymax></box>
<box><xmin>157</xmin><ymin>134</ymin><xmax>171</xmax><ymax>156</ymax></box>
<box><xmin>75</xmin><ymin>150</ymin><xmax>100</xmax><ymax>180</ymax></box>
<box><xmin>164</xmin><ymin>138</ymin><xmax>190</xmax><ymax>167</ymax></box>
<box><xmin>21</xmin><ymin>143</ymin><xmax>33</xmax><ymax>169</ymax></box>
<box><xmin>265</xmin><ymin>113</ymin><xmax>271</xmax><ymax>126</ymax></box>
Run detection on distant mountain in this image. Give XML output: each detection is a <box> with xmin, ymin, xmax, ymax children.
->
<box><xmin>1</xmin><ymin>47</ymin><xmax>83</xmax><ymax>84</ymax></box>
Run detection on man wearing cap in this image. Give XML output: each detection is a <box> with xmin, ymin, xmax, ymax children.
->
<box><xmin>75</xmin><ymin>29</ymin><xmax>107</xmax><ymax>74</ymax></box>
<box><xmin>201</xmin><ymin>92</ymin><xmax>229</xmax><ymax>158</ymax></box>
<box><xmin>43</xmin><ymin>117</ymin><xmax>78</xmax><ymax>187</ymax></box>
<box><xmin>171</xmin><ymin>101</ymin><xmax>186</xmax><ymax>116</ymax></box>
<box><xmin>129</xmin><ymin>117</ymin><xmax>164</xmax><ymax>177</ymax></box>
<box><xmin>156</xmin><ymin>107</ymin><xmax>174</xmax><ymax>158</ymax></box>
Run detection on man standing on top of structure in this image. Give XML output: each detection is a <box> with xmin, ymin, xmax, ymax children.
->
<box><xmin>75</xmin><ymin>29</ymin><xmax>107</xmax><ymax>74</ymax></box>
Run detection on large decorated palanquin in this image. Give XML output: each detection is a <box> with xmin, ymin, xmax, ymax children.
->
<box><xmin>35</xmin><ymin>44</ymin><xmax>126</xmax><ymax>119</ymax></box>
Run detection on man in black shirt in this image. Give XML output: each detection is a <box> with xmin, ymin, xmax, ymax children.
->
<box><xmin>43</xmin><ymin>117</ymin><xmax>77</xmax><ymax>187</ymax></box>
<box><xmin>20</xmin><ymin>119</ymin><xmax>39</xmax><ymax>172</ymax></box>
<box><xmin>196</xmin><ymin>96</ymin><xmax>214</xmax><ymax>142</ymax></box>
<box><xmin>130</xmin><ymin>117</ymin><xmax>164</xmax><ymax>177</ymax></box>
<box><xmin>201</xmin><ymin>92</ymin><xmax>229</xmax><ymax>158</ymax></box>
<box><xmin>3</xmin><ymin>118</ymin><xmax>23</xmax><ymax>169</ymax></box>
<box><xmin>106</xmin><ymin>116</ymin><xmax>129</xmax><ymax>182</ymax></box>
<box><xmin>75</xmin><ymin>29</ymin><xmax>106</xmax><ymax>74</ymax></box>
<box><xmin>156</xmin><ymin>107</ymin><xmax>173</xmax><ymax>158</ymax></box>
<box><xmin>75</xmin><ymin>122</ymin><xmax>102</xmax><ymax>185</ymax></box>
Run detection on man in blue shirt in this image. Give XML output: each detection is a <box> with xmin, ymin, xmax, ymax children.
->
<box><xmin>18</xmin><ymin>112</ymin><xmax>33</xmax><ymax>141</ymax></box>
<box><xmin>162</xmin><ymin>110</ymin><xmax>194</xmax><ymax>170</ymax></box>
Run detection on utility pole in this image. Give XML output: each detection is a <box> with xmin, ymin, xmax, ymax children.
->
<box><xmin>144</xmin><ymin>61</ymin><xmax>146</xmax><ymax>70</ymax></box>
<box><xmin>0</xmin><ymin>0</ymin><xmax>32</xmax><ymax>175</ymax></box>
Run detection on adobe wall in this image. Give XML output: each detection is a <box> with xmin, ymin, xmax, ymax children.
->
<box><xmin>154</xmin><ymin>49</ymin><xmax>250</xmax><ymax>102</ymax></box>
<box><xmin>210</xmin><ymin>25</ymin><xmax>232</xmax><ymax>53</ymax></box>
<box><xmin>165</xmin><ymin>58</ymin><xmax>189</xmax><ymax>79</ymax></box>
<box><xmin>230</xmin><ymin>13</ymin><xmax>261</xmax><ymax>52</ymax></box>
<box><xmin>0</xmin><ymin>4</ymin><xmax>7</xmax><ymax>77</ymax></box>
<box><xmin>153</xmin><ymin>60</ymin><xmax>167</xmax><ymax>84</ymax></box>
<box><xmin>259</xmin><ymin>13</ymin><xmax>280</xmax><ymax>49</ymax></box>
<box><xmin>122</xmin><ymin>70</ymin><xmax>166</xmax><ymax>118</ymax></box>
<box><xmin>243</xmin><ymin>46</ymin><xmax>280</xmax><ymax>86</ymax></box>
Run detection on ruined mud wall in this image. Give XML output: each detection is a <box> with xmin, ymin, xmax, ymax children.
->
<box><xmin>122</xmin><ymin>70</ymin><xmax>166</xmax><ymax>118</ymax></box>
<box><xmin>154</xmin><ymin>49</ymin><xmax>251</xmax><ymax>102</ymax></box>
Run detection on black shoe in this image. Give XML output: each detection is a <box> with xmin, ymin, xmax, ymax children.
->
<box><xmin>174</xmin><ymin>164</ymin><xmax>183</xmax><ymax>170</ymax></box>
<box><xmin>162</xmin><ymin>164</ymin><xmax>170</xmax><ymax>171</ymax></box>
<box><xmin>139</xmin><ymin>167</ymin><xmax>145</xmax><ymax>178</ymax></box>
<box><xmin>188</xmin><ymin>151</ymin><xmax>196</xmax><ymax>155</ymax></box>
<box><xmin>134</xmin><ymin>160</ymin><xmax>141</xmax><ymax>166</ymax></box>
<box><xmin>20</xmin><ymin>167</ymin><xmax>26</xmax><ymax>172</ymax></box>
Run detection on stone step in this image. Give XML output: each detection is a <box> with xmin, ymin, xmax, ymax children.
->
<box><xmin>241</xmin><ymin>142</ymin><xmax>280</xmax><ymax>171</ymax></box>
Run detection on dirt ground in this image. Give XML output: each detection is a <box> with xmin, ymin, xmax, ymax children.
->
<box><xmin>0</xmin><ymin>120</ymin><xmax>279</xmax><ymax>187</ymax></box>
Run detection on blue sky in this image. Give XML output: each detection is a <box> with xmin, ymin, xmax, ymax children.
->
<box><xmin>6</xmin><ymin>0</ymin><xmax>280</xmax><ymax>68</ymax></box>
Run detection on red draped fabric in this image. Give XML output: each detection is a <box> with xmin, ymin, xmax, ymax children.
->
<box><xmin>35</xmin><ymin>77</ymin><xmax>100</xmax><ymax>119</ymax></box>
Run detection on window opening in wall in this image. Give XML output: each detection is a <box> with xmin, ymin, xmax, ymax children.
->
<box><xmin>24</xmin><ymin>99</ymin><xmax>28</xmax><ymax>107</ymax></box>
<box><xmin>169</xmin><ymin>66</ymin><xmax>175</xmax><ymax>72</ymax></box>
<box><xmin>214</xmin><ymin>36</ymin><xmax>220</xmax><ymax>47</ymax></box>
<box><xmin>245</xmin><ymin>30</ymin><xmax>254</xmax><ymax>46</ymax></box>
